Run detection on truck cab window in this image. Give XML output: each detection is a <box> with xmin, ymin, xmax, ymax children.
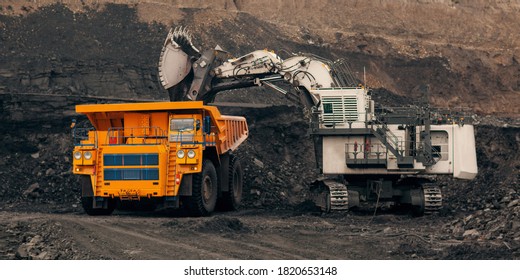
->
<box><xmin>170</xmin><ymin>118</ymin><xmax>194</xmax><ymax>132</ymax></box>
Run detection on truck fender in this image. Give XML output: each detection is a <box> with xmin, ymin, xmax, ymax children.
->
<box><xmin>80</xmin><ymin>175</ymin><xmax>94</xmax><ymax>197</ymax></box>
<box><xmin>218</xmin><ymin>153</ymin><xmax>230</xmax><ymax>192</ymax></box>
<box><xmin>179</xmin><ymin>174</ymin><xmax>193</xmax><ymax>196</ymax></box>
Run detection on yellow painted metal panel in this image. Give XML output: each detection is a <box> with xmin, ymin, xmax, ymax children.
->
<box><xmin>76</xmin><ymin>101</ymin><xmax>205</xmax><ymax>113</ymax></box>
<box><xmin>82</xmin><ymin>150</ymin><xmax>96</xmax><ymax>165</ymax></box>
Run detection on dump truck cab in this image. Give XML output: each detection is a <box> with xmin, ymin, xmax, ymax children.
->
<box><xmin>72</xmin><ymin>101</ymin><xmax>248</xmax><ymax>216</ymax></box>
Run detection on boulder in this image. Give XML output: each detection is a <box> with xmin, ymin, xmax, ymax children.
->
<box><xmin>253</xmin><ymin>158</ymin><xmax>264</xmax><ymax>169</ymax></box>
<box><xmin>23</xmin><ymin>183</ymin><xmax>40</xmax><ymax>197</ymax></box>
<box><xmin>463</xmin><ymin>229</ymin><xmax>481</xmax><ymax>239</ymax></box>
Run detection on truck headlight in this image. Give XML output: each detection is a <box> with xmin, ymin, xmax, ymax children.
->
<box><xmin>177</xmin><ymin>150</ymin><xmax>185</xmax><ymax>159</ymax></box>
<box><xmin>187</xmin><ymin>150</ymin><xmax>196</xmax><ymax>159</ymax></box>
<box><xmin>73</xmin><ymin>151</ymin><xmax>82</xmax><ymax>160</ymax></box>
<box><xmin>84</xmin><ymin>151</ymin><xmax>93</xmax><ymax>160</ymax></box>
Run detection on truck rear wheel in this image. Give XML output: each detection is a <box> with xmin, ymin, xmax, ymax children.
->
<box><xmin>186</xmin><ymin>160</ymin><xmax>218</xmax><ymax>216</ymax></box>
<box><xmin>219</xmin><ymin>155</ymin><xmax>243</xmax><ymax>211</ymax></box>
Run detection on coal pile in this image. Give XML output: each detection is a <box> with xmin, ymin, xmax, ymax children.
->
<box><xmin>0</xmin><ymin>216</ymin><xmax>82</xmax><ymax>260</ymax></box>
<box><xmin>0</xmin><ymin>129</ymin><xmax>81</xmax><ymax>213</ymax></box>
<box><xmin>441</xmin><ymin>124</ymin><xmax>520</xmax><ymax>255</ymax></box>
<box><xmin>220</xmin><ymin>104</ymin><xmax>319</xmax><ymax>210</ymax></box>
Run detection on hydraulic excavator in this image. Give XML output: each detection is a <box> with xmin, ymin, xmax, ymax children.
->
<box><xmin>157</xmin><ymin>27</ymin><xmax>478</xmax><ymax>215</ymax></box>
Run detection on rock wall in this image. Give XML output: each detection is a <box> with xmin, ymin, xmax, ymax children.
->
<box><xmin>0</xmin><ymin>1</ymin><xmax>519</xmax><ymax>115</ymax></box>
<box><xmin>0</xmin><ymin>4</ymin><xmax>168</xmax><ymax>100</ymax></box>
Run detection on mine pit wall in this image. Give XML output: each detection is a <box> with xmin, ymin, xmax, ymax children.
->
<box><xmin>0</xmin><ymin>93</ymin><xmax>141</xmax><ymax>132</ymax></box>
<box><xmin>0</xmin><ymin>3</ymin><xmax>519</xmax><ymax>116</ymax></box>
<box><xmin>1</xmin><ymin>93</ymin><xmax>77</xmax><ymax>131</ymax></box>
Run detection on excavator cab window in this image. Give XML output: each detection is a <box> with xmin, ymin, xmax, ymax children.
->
<box><xmin>323</xmin><ymin>103</ymin><xmax>333</xmax><ymax>114</ymax></box>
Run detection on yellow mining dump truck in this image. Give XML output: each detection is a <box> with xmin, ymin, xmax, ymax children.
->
<box><xmin>72</xmin><ymin>101</ymin><xmax>248</xmax><ymax>216</ymax></box>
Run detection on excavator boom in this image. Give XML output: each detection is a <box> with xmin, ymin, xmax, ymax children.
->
<box><xmin>158</xmin><ymin>27</ymin><xmax>358</xmax><ymax>106</ymax></box>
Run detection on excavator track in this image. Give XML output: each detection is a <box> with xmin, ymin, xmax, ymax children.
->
<box><xmin>324</xmin><ymin>180</ymin><xmax>349</xmax><ymax>211</ymax></box>
<box><xmin>422</xmin><ymin>184</ymin><xmax>442</xmax><ymax>214</ymax></box>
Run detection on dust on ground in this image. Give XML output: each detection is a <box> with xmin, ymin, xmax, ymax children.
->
<box><xmin>1</xmin><ymin>209</ymin><xmax>517</xmax><ymax>260</ymax></box>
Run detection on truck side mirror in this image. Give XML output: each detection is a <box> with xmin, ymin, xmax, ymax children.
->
<box><xmin>203</xmin><ymin>116</ymin><xmax>211</xmax><ymax>134</ymax></box>
<box><xmin>195</xmin><ymin>119</ymin><xmax>201</xmax><ymax>131</ymax></box>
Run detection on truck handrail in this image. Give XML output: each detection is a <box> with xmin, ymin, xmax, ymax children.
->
<box><xmin>73</xmin><ymin>127</ymin><xmax>97</xmax><ymax>147</ymax></box>
<box><xmin>107</xmin><ymin>126</ymin><xmax>167</xmax><ymax>145</ymax></box>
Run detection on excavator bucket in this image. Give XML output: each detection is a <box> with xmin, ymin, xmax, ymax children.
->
<box><xmin>158</xmin><ymin>34</ymin><xmax>191</xmax><ymax>89</ymax></box>
<box><xmin>158</xmin><ymin>27</ymin><xmax>200</xmax><ymax>90</ymax></box>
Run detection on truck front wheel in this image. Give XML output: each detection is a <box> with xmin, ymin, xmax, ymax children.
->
<box><xmin>80</xmin><ymin>176</ymin><xmax>115</xmax><ymax>216</ymax></box>
<box><xmin>186</xmin><ymin>160</ymin><xmax>218</xmax><ymax>216</ymax></box>
<box><xmin>81</xmin><ymin>197</ymin><xmax>116</xmax><ymax>216</ymax></box>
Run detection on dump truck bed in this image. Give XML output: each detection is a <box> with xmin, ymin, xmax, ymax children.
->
<box><xmin>75</xmin><ymin>101</ymin><xmax>248</xmax><ymax>154</ymax></box>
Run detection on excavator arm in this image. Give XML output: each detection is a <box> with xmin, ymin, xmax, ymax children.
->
<box><xmin>158</xmin><ymin>27</ymin><xmax>358</xmax><ymax>106</ymax></box>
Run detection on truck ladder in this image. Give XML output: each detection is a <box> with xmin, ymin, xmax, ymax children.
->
<box><xmin>95</xmin><ymin>147</ymin><xmax>103</xmax><ymax>196</ymax></box>
<box><xmin>165</xmin><ymin>147</ymin><xmax>177</xmax><ymax>196</ymax></box>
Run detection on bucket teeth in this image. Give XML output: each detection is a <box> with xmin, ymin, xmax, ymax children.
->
<box><xmin>167</xmin><ymin>26</ymin><xmax>200</xmax><ymax>57</ymax></box>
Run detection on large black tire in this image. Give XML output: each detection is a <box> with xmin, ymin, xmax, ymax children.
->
<box><xmin>80</xmin><ymin>175</ymin><xmax>115</xmax><ymax>216</ymax></box>
<box><xmin>219</xmin><ymin>155</ymin><xmax>243</xmax><ymax>211</ymax></box>
<box><xmin>186</xmin><ymin>160</ymin><xmax>218</xmax><ymax>216</ymax></box>
<box><xmin>81</xmin><ymin>197</ymin><xmax>116</xmax><ymax>216</ymax></box>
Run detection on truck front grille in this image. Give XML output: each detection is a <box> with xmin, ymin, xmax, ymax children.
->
<box><xmin>104</xmin><ymin>168</ymin><xmax>159</xmax><ymax>181</ymax></box>
<box><xmin>104</xmin><ymin>154</ymin><xmax>158</xmax><ymax>166</ymax></box>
